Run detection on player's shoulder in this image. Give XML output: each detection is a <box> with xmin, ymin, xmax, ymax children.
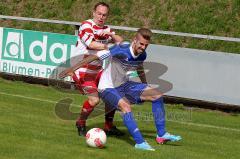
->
<box><xmin>119</xmin><ymin>41</ymin><xmax>131</xmax><ymax>49</ymax></box>
<box><xmin>110</xmin><ymin>42</ymin><xmax>130</xmax><ymax>53</ymax></box>
<box><xmin>81</xmin><ymin>19</ymin><xmax>93</xmax><ymax>27</ymax></box>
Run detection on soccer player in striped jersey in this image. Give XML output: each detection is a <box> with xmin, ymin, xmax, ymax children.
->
<box><xmin>60</xmin><ymin>28</ymin><xmax>182</xmax><ymax>151</ymax></box>
<box><xmin>72</xmin><ymin>2</ymin><xmax>123</xmax><ymax>136</ymax></box>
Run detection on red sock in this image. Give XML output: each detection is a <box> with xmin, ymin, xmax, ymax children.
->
<box><xmin>76</xmin><ymin>100</ymin><xmax>94</xmax><ymax>127</ymax></box>
<box><xmin>104</xmin><ymin>105</ymin><xmax>116</xmax><ymax>130</ymax></box>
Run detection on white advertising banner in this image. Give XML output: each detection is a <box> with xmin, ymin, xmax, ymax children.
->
<box><xmin>147</xmin><ymin>44</ymin><xmax>240</xmax><ymax>106</ymax></box>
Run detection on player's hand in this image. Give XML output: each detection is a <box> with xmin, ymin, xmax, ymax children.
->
<box><xmin>59</xmin><ymin>68</ymin><xmax>74</xmax><ymax>79</ymax></box>
<box><xmin>99</xmin><ymin>31</ymin><xmax>113</xmax><ymax>37</ymax></box>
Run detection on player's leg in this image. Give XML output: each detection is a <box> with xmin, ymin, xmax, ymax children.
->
<box><xmin>100</xmin><ymin>87</ymin><xmax>154</xmax><ymax>151</ymax></box>
<box><xmin>72</xmin><ymin>73</ymin><xmax>89</xmax><ymax>136</ymax></box>
<box><xmin>104</xmin><ymin>104</ymin><xmax>124</xmax><ymax>136</ymax></box>
<box><xmin>140</xmin><ymin>86</ymin><xmax>182</xmax><ymax>144</ymax></box>
<box><xmin>119</xmin><ymin>98</ymin><xmax>154</xmax><ymax>151</ymax></box>
<box><xmin>140</xmin><ymin>86</ymin><xmax>166</xmax><ymax>137</ymax></box>
<box><xmin>95</xmin><ymin>70</ymin><xmax>124</xmax><ymax>136</ymax></box>
<box><xmin>104</xmin><ymin>104</ymin><xmax>115</xmax><ymax>130</ymax></box>
<box><xmin>75</xmin><ymin>76</ymin><xmax>100</xmax><ymax>136</ymax></box>
<box><xmin>119</xmin><ymin>98</ymin><xmax>155</xmax><ymax>151</ymax></box>
<box><xmin>76</xmin><ymin>92</ymin><xmax>99</xmax><ymax>136</ymax></box>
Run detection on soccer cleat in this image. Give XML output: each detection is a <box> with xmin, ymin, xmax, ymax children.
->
<box><xmin>135</xmin><ymin>142</ymin><xmax>155</xmax><ymax>151</ymax></box>
<box><xmin>104</xmin><ymin>126</ymin><xmax>125</xmax><ymax>136</ymax></box>
<box><xmin>156</xmin><ymin>132</ymin><xmax>182</xmax><ymax>144</ymax></box>
<box><xmin>76</xmin><ymin>124</ymin><xmax>87</xmax><ymax>136</ymax></box>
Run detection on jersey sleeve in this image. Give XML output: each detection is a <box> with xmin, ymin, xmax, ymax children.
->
<box><xmin>96</xmin><ymin>50</ymin><xmax>111</xmax><ymax>61</ymax></box>
<box><xmin>78</xmin><ymin>22</ymin><xmax>94</xmax><ymax>46</ymax></box>
<box><xmin>109</xmin><ymin>45</ymin><xmax>126</xmax><ymax>57</ymax></box>
<box><xmin>95</xmin><ymin>44</ymin><xmax>124</xmax><ymax>61</ymax></box>
<box><xmin>96</xmin><ymin>45</ymin><xmax>128</xmax><ymax>61</ymax></box>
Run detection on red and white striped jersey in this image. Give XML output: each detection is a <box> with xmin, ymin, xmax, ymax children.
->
<box><xmin>74</xmin><ymin>19</ymin><xmax>115</xmax><ymax>79</ymax></box>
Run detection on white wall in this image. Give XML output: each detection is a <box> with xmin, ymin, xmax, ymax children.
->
<box><xmin>147</xmin><ymin>44</ymin><xmax>240</xmax><ymax>106</ymax></box>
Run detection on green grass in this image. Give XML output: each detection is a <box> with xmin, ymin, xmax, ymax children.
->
<box><xmin>0</xmin><ymin>0</ymin><xmax>239</xmax><ymax>53</ymax></box>
<box><xmin>0</xmin><ymin>77</ymin><xmax>240</xmax><ymax>159</ymax></box>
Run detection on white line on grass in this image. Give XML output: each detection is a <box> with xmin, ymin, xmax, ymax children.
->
<box><xmin>0</xmin><ymin>91</ymin><xmax>239</xmax><ymax>132</ymax></box>
<box><xmin>0</xmin><ymin>91</ymin><xmax>80</xmax><ymax>107</ymax></box>
<box><xmin>0</xmin><ymin>91</ymin><xmax>103</xmax><ymax>112</ymax></box>
<box><xmin>167</xmin><ymin>120</ymin><xmax>240</xmax><ymax>132</ymax></box>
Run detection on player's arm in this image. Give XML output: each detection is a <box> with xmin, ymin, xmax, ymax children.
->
<box><xmin>88</xmin><ymin>41</ymin><xmax>108</xmax><ymax>50</ymax></box>
<box><xmin>110</xmin><ymin>33</ymin><xmax>123</xmax><ymax>44</ymax></box>
<box><xmin>59</xmin><ymin>55</ymin><xmax>99</xmax><ymax>79</ymax></box>
<box><xmin>79</xmin><ymin>22</ymin><xmax>108</xmax><ymax>50</ymax></box>
<box><xmin>137</xmin><ymin>63</ymin><xmax>147</xmax><ymax>84</ymax></box>
<box><xmin>88</xmin><ymin>32</ymin><xmax>123</xmax><ymax>49</ymax></box>
<box><xmin>99</xmin><ymin>31</ymin><xmax>123</xmax><ymax>44</ymax></box>
<box><xmin>59</xmin><ymin>50</ymin><xmax>111</xmax><ymax>79</ymax></box>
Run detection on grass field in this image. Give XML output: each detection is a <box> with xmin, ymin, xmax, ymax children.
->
<box><xmin>0</xmin><ymin>77</ymin><xmax>240</xmax><ymax>159</ymax></box>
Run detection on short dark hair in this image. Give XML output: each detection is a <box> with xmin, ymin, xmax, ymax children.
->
<box><xmin>137</xmin><ymin>28</ymin><xmax>152</xmax><ymax>41</ymax></box>
<box><xmin>94</xmin><ymin>2</ymin><xmax>110</xmax><ymax>11</ymax></box>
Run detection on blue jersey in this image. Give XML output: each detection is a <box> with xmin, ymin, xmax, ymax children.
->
<box><xmin>96</xmin><ymin>44</ymin><xmax>147</xmax><ymax>90</ymax></box>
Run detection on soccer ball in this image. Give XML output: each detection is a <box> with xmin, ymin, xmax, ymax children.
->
<box><xmin>85</xmin><ymin>128</ymin><xmax>107</xmax><ymax>148</ymax></box>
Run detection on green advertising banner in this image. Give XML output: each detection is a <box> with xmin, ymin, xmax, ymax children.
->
<box><xmin>0</xmin><ymin>27</ymin><xmax>78</xmax><ymax>79</ymax></box>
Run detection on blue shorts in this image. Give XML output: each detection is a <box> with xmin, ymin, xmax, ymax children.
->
<box><xmin>99</xmin><ymin>81</ymin><xmax>147</xmax><ymax>108</ymax></box>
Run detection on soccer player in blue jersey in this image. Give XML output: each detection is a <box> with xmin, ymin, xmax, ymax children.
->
<box><xmin>60</xmin><ymin>28</ymin><xmax>182</xmax><ymax>151</ymax></box>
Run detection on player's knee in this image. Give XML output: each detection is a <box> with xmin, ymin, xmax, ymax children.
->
<box><xmin>142</xmin><ymin>88</ymin><xmax>163</xmax><ymax>101</ymax></box>
<box><xmin>88</xmin><ymin>97</ymin><xmax>100</xmax><ymax>106</ymax></box>
<box><xmin>121</xmin><ymin>105</ymin><xmax>131</xmax><ymax>113</ymax></box>
<box><xmin>152</xmin><ymin>93</ymin><xmax>163</xmax><ymax>101</ymax></box>
<box><xmin>144</xmin><ymin>93</ymin><xmax>163</xmax><ymax>101</ymax></box>
<box><xmin>118</xmin><ymin>101</ymin><xmax>131</xmax><ymax>113</ymax></box>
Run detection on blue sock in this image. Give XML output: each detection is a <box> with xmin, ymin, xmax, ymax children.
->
<box><xmin>122</xmin><ymin>112</ymin><xmax>144</xmax><ymax>144</ymax></box>
<box><xmin>152</xmin><ymin>97</ymin><xmax>166</xmax><ymax>137</ymax></box>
